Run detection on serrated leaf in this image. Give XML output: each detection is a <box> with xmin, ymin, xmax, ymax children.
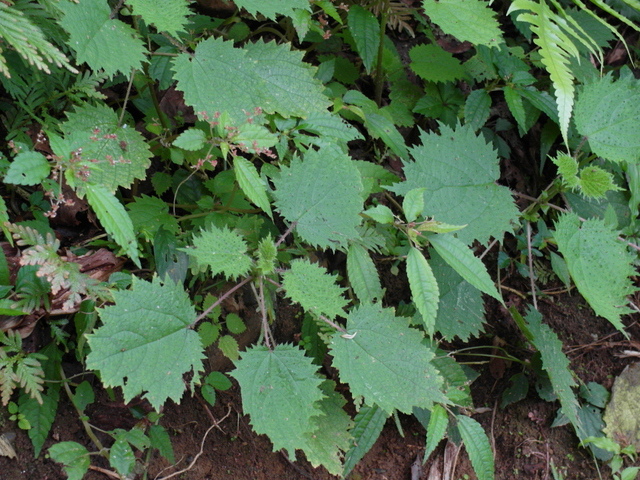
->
<box><xmin>363</xmin><ymin>111</ymin><xmax>409</xmax><ymax>159</ymax></box>
<box><xmin>49</xmin><ymin>442</ymin><xmax>90</xmax><ymax>480</ymax></box>
<box><xmin>230</xmin><ymin>344</ymin><xmax>324</xmax><ymax>458</ymax></box>
<box><xmin>524</xmin><ymin>307</ymin><xmax>579</xmax><ymax>427</ymax></box>
<box><xmin>574</xmin><ymin>73</ymin><xmax>640</xmax><ymax>163</ymax></box>
<box><xmin>504</xmin><ymin>85</ymin><xmax>527</xmax><ymax>133</ymax></box>
<box><xmin>128</xmin><ymin>195</ymin><xmax>179</xmax><ymax>241</ymax></box>
<box><xmin>464</xmin><ymin>89</ymin><xmax>491</xmax><ymax>131</ymax></box>
<box><xmin>62</xmin><ymin>103</ymin><xmax>152</xmax><ymax>192</ymax></box>
<box><xmin>19</xmin><ymin>390</ymin><xmax>58</xmax><ymax>457</ymax></box>
<box><xmin>348</xmin><ymin>5</ymin><xmax>379</xmax><ymax>73</ymax></box>
<box><xmin>233</xmin><ymin>0</ymin><xmax>310</xmax><ymax>19</ymax></box>
<box><xmin>173</xmin><ymin>128</ymin><xmax>206</xmax><ymax>151</ymax></box>
<box><xmin>410</xmin><ymin>44</ymin><xmax>466</xmax><ymax>83</ymax></box>
<box><xmin>59</xmin><ymin>0</ymin><xmax>145</xmax><ymax>77</ymax></box>
<box><xmin>430</xmin><ymin>249</ymin><xmax>485</xmax><ymax>341</ymax></box>
<box><xmin>554</xmin><ymin>213</ymin><xmax>635</xmax><ymax>332</ymax></box>
<box><xmin>226</xmin><ymin>313</ymin><xmax>246</xmax><ymax>335</ymax></box>
<box><xmin>282</xmin><ymin>259</ymin><xmax>348</xmax><ymax>319</ymax></box>
<box><xmin>330</xmin><ymin>304</ymin><xmax>445</xmax><ymax>414</ymax></box>
<box><xmin>298</xmin><ymin>111</ymin><xmax>364</xmax><ymax>145</ymax></box>
<box><xmin>218</xmin><ymin>334</ymin><xmax>239</xmax><ymax>361</ymax></box>
<box><xmin>456</xmin><ymin>415</ymin><xmax>494</xmax><ymax>480</ymax></box>
<box><xmin>428</xmin><ymin>233</ymin><xmax>502</xmax><ymax>303</ymax></box>
<box><xmin>5</xmin><ymin>151</ymin><xmax>49</xmax><ymax>185</ymax></box>
<box><xmin>403</xmin><ymin>188</ymin><xmax>426</xmax><ymax>222</ymax></box>
<box><xmin>274</xmin><ymin>147</ymin><xmax>363</xmax><ymax>249</ymax></box>
<box><xmin>149</xmin><ymin>425</ymin><xmax>175</xmax><ymax>463</ymax></box>
<box><xmin>421</xmin><ymin>0</ymin><xmax>503</xmax><ymax>46</ymax></box>
<box><xmin>389</xmin><ymin>123</ymin><xmax>518</xmax><ymax>245</ymax></box>
<box><xmin>347</xmin><ymin>243</ymin><xmax>383</xmax><ymax>304</ymax></box>
<box><xmin>85</xmin><ymin>185</ymin><xmax>140</xmax><ymax>267</ymax></box>
<box><xmin>186</xmin><ymin>225</ymin><xmax>252</xmax><ymax>280</ymax></box>
<box><xmin>174</xmin><ymin>38</ymin><xmax>329</xmax><ymax>124</ymax></box>
<box><xmin>406</xmin><ymin>247</ymin><xmax>439</xmax><ymax>335</ymax></box>
<box><xmin>127</xmin><ymin>0</ymin><xmax>191</xmax><ymax>36</ymax></box>
<box><xmin>424</xmin><ymin>404</ymin><xmax>448</xmax><ymax>462</ymax></box>
<box><xmin>86</xmin><ymin>276</ymin><xmax>205</xmax><ymax>410</ymax></box>
<box><xmin>234</xmin><ymin>157</ymin><xmax>273</xmax><ymax>218</ymax></box>
<box><xmin>551</xmin><ymin>153</ymin><xmax>580</xmax><ymax>187</ymax></box>
<box><xmin>109</xmin><ymin>438</ymin><xmax>135</xmax><ymax>477</ymax></box>
<box><xmin>578</xmin><ymin>166</ymin><xmax>620</xmax><ymax>198</ymax></box>
<box><xmin>342</xmin><ymin>404</ymin><xmax>388</xmax><ymax>477</ymax></box>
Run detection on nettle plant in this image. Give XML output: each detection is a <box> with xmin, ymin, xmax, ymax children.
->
<box><xmin>0</xmin><ymin>0</ymin><xmax>639</xmax><ymax>478</ymax></box>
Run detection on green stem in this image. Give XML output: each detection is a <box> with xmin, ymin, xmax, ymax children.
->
<box><xmin>374</xmin><ymin>0</ymin><xmax>389</xmax><ymax>107</ymax></box>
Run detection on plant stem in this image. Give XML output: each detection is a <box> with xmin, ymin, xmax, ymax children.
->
<box><xmin>374</xmin><ymin>0</ymin><xmax>389</xmax><ymax>107</ymax></box>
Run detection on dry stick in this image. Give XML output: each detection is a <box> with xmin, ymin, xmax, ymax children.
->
<box><xmin>155</xmin><ymin>406</ymin><xmax>232</xmax><ymax>480</ymax></box>
<box><xmin>88</xmin><ymin>465</ymin><xmax>121</xmax><ymax>479</ymax></box>
<box><xmin>526</xmin><ymin>222</ymin><xmax>538</xmax><ymax>310</ymax></box>
<box><xmin>479</xmin><ymin>237</ymin><xmax>499</xmax><ymax>261</ymax></box>
<box><xmin>275</xmin><ymin>221</ymin><xmax>297</xmax><ymax>248</ymax></box>
<box><xmin>258</xmin><ymin>277</ymin><xmax>274</xmax><ymax>349</ymax></box>
<box><xmin>194</xmin><ymin>276</ymin><xmax>253</xmax><ymax>324</ymax></box>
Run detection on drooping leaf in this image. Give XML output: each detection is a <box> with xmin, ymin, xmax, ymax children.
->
<box><xmin>406</xmin><ymin>247</ymin><xmax>439</xmax><ymax>335</ymax></box>
<box><xmin>173</xmin><ymin>38</ymin><xmax>329</xmax><ymax>124</ymax></box>
<box><xmin>282</xmin><ymin>259</ymin><xmax>348</xmax><ymax>320</ymax></box>
<box><xmin>330</xmin><ymin>304</ymin><xmax>445</xmax><ymax>414</ymax></box>
<box><xmin>389</xmin><ymin>123</ymin><xmax>518</xmax><ymax>245</ymax></box>
<box><xmin>554</xmin><ymin>213</ymin><xmax>636</xmax><ymax>332</ymax></box>
<box><xmin>86</xmin><ymin>276</ymin><xmax>205</xmax><ymax>410</ymax></box>
<box><xmin>59</xmin><ymin>0</ymin><xmax>145</xmax><ymax>77</ymax></box>
<box><xmin>85</xmin><ymin>185</ymin><xmax>140</xmax><ymax>267</ymax></box>
<box><xmin>234</xmin><ymin>156</ymin><xmax>273</xmax><ymax>218</ymax></box>
<box><xmin>230</xmin><ymin>344</ymin><xmax>324</xmax><ymax>459</ymax></box>
<box><xmin>424</xmin><ymin>403</ymin><xmax>448</xmax><ymax>462</ymax></box>
<box><xmin>421</xmin><ymin>0</ymin><xmax>503</xmax><ymax>47</ymax></box>
<box><xmin>185</xmin><ymin>225</ymin><xmax>253</xmax><ymax>280</ymax></box>
<box><xmin>456</xmin><ymin>415</ymin><xmax>494</xmax><ymax>480</ymax></box>
<box><xmin>127</xmin><ymin>0</ymin><xmax>191</xmax><ymax>36</ymax></box>
<box><xmin>347</xmin><ymin>243</ymin><xmax>383</xmax><ymax>304</ymax></box>
<box><xmin>428</xmin><ymin>233</ymin><xmax>502</xmax><ymax>303</ymax></box>
<box><xmin>342</xmin><ymin>404</ymin><xmax>388</xmax><ymax>477</ymax></box>
<box><xmin>4</xmin><ymin>151</ymin><xmax>49</xmax><ymax>185</ymax></box>
<box><xmin>48</xmin><ymin>442</ymin><xmax>90</xmax><ymax>480</ymax></box>
<box><xmin>524</xmin><ymin>307</ymin><xmax>580</xmax><ymax>428</ymax></box>
<box><xmin>274</xmin><ymin>147</ymin><xmax>363</xmax><ymax>249</ymax></box>
<box><xmin>127</xmin><ymin>195</ymin><xmax>180</xmax><ymax>241</ymax></box>
<box><xmin>410</xmin><ymin>44</ymin><xmax>466</xmax><ymax>83</ymax></box>
<box><xmin>348</xmin><ymin>5</ymin><xmax>380</xmax><ymax>73</ymax></box>
<box><xmin>232</xmin><ymin>0</ymin><xmax>310</xmax><ymax>19</ymax></box>
<box><xmin>574</xmin><ymin>73</ymin><xmax>640</xmax><ymax>163</ymax></box>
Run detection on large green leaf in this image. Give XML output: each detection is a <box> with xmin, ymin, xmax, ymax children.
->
<box><xmin>274</xmin><ymin>147</ymin><xmax>363</xmax><ymax>249</ymax></box>
<box><xmin>421</xmin><ymin>0</ymin><xmax>503</xmax><ymax>46</ymax></box>
<box><xmin>554</xmin><ymin>213</ymin><xmax>635</xmax><ymax>332</ymax></box>
<box><xmin>127</xmin><ymin>0</ymin><xmax>191</xmax><ymax>36</ymax></box>
<box><xmin>410</xmin><ymin>44</ymin><xmax>466</xmax><ymax>83</ymax></box>
<box><xmin>173</xmin><ymin>38</ymin><xmax>329</xmax><ymax>124</ymax></box>
<box><xmin>233</xmin><ymin>0</ymin><xmax>310</xmax><ymax>19</ymax></box>
<box><xmin>49</xmin><ymin>442</ymin><xmax>90</xmax><ymax>480</ymax></box>
<box><xmin>185</xmin><ymin>225</ymin><xmax>253</xmax><ymax>280</ymax></box>
<box><xmin>59</xmin><ymin>0</ymin><xmax>145</xmax><ymax>77</ymax></box>
<box><xmin>4</xmin><ymin>151</ymin><xmax>49</xmax><ymax>185</ymax></box>
<box><xmin>230</xmin><ymin>344</ymin><xmax>324</xmax><ymax>459</ymax></box>
<box><xmin>456</xmin><ymin>415</ymin><xmax>494</xmax><ymax>480</ymax></box>
<box><xmin>389</xmin><ymin>123</ymin><xmax>518</xmax><ymax>245</ymax></box>
<box><xmin>574</xmin><ymin>73</ymin><xmax>640</xmax><ymax>163</ymax></box>
<box><xmin>86</xmin><ymin>277</ymin><xmax>205</xmax><ymax>410</ymax></box>
<box><xmin>330</xmin><ymin>304</ymin><xmax>445</xmax><ymax>414</ymax></box>
<box><xmin>282</xmin><ymin>259</ymin><xmax>348</xmax><ymax>320</ymax></box>
<box><xmin>406</xmin><ymin>247</ymin><xmax>439</xmax><ymax>335</ymax></box>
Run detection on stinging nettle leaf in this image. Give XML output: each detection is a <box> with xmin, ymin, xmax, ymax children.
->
<box><xmin>49</xmin><ymin>442</ymin><xmax>90</xmax><ymax>480</ymax></box>
<box><xmin>347</xmin><ymin>243</ymin><xmax>384</xmax><ymax>304</ymax></box>
<box><xmin>424</xmin><ymin>403</ymin><xmax>448</xmax><ymax>462</ymax></box>
<box><xmin>234</xmin><ymin>156</ymin><xmax>273</xmax><ymax>218</ymax></box>
<box><xmin>406</xmin><ymin>247</ymin><xmax>439</xmax><ymax>335</ymax></box>
<box><xmin>173</xmin><ymin>128</ymin><xmax>206</xmax><ymax>151</ymax></box>
<box><xmin>185</xmin><ymin>225</ymin><xmax>253</xmax><ymax>280</ymax></box>
<box><xmin>342</xmin><ymin>404</ymin><xmax>388</xmax><ymax>477</ymax></box>
<box><xmin>330</xmin><ymin>303</ymin><xmax>446</xmax><ymax>414</ymax></box>
<box><xmin>348</xmin><ymin>5</ymin><xmax>380</xmax><ymax>73</ymax></box>
<box><xmin>233</xmin><ymin>0</ymin><xmax>310</xmax><ymax>20</ymax></box>
<box><xmin>86</xmin><ymin>276</ymin><xmax>205</xmax><ymax>410</ymax></box>
<box><xmin>127</xmin><ymin>0</ymin><xmax>191</xmax><ymax>36</ymax></box>
<box><xmin>4</xmin><ymin>151</ymin><xmax>50</xmax><ymax>186</ymax></box>
<box><xmin>410</xmin><ymin>44</ymin><xmax>466</xmax><ymax>84</ymax></box>
<box><xmin>403</xmin><ymin>188</ymin><xmax>426</xmax><ymax>223</ymax></box>
<box><xmin>456</xmin><ymin>415</ymin><xmax>495</xmax><ymax>480</ymax></box>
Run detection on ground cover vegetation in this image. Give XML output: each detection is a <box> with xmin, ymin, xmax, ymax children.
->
<box><xmin>0</xmin><ymin>0</ymin><xmax>639</xmax><ymax>478</ymax></box>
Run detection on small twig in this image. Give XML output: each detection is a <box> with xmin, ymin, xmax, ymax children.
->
<box><xmin>89</xmin><ymin>465</ymin><xmax>121</xmax><ymax>479</ymax></box>
<box><xmin>194</xmin><ymin>276</ymin><xmax>253</xmax><ymax>323</ymax></box>
<box><xmin>479</xmin><ymin>237</ymin><xmax>499</xmax><ymax>260</ymax></box>
<box><xmin>318</xmin><ymin>314</ymin><xmax>347</xmax><ymax>333</ymax></box>
<box><xmin>526</xmin><ymin>222</ymin><xmax>538</xmax><ymax>310</ymax></box>
<box><xmin>155</xmin><ymin>406</ymin><xmax>232</xmax><ymax>480</ymax></box>
<box><xmin>118</xmin><ymin>68</ymin><xmax>136</xmax><ymax>127</ymax></box>
<box><xmin>258</xmin><ymin>277</ymin><xmax>274</xmax><ymax>349</ymax></box>
<box><xmin>275</xmin><ymin>221</ymin><xmax>297</xmax><ymax>247</ymax></box>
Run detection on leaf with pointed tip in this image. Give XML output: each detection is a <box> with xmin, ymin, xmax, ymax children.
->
<box><xmin>406</xmin><ymin>247</ymin><xmax>439</xmax><ymax>335</ymax></box>
<box><xmin>185</xmin><ymin>225</ymin><xmax>252</xmax><ymax>280</ymax></box>
<box><xmin>342</xmin><ymin>404</ymin><xmax>388</xmax><ymax>477</ymax></box>
<box><xmin>347</xmin><ymin>244</ymin><xmax>383</xmax><ymax>304</ymax></box>
<box><xmin>456</xmin><ymin>415</ymin><xmax>494</xmax><ymax>480</ymax></box>
<box><xmin>421</xmin><ymin>0</ymin><xmax>503</xmax><ymax>46</ymax></box>
<box><xmin>424</xmin><ymin>403</ymin><xmax>448</xmax><ymax>462</ymax></box>
<box><xmin>348</xmin><ymin>5</ymin><xmax>379</xmax><ymax>73</ymax></box>
<box><xmin>234</xmin><ymin>157</ymin><xmax>273</xmax><ymax>218</ymax></box>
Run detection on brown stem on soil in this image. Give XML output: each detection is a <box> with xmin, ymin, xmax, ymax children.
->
<box><xmin>526</xmin><ymin>222</ymin><xmax>539</xmax><ymax>310</ymax></box>
<box><xmin>88</xmin><ymin>465</ymin><xmax>121</xmax><ymax>479</ymax></box>
<box><xmin>194</xmin><ymin>276</ymin><xmax>253</xmax><ymax>324</ymax></box>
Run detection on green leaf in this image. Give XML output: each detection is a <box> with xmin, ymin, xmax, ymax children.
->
<box><xmin>554</xmin><ymin>213</ymin><xmax>635</xmax><ymax>332</ymax></box>
<box><xmin>173</xmin><ymin>128</ymin><xmax>206</xmax><ymax>151</ymax></box>
<box><xmin>148</xmin><ymin>425</ymin><xmax>175</xmax><ymax>463</ymax></box>
<box><xmin>174</xmin><ymin>38</ymin><xmax>329</xmax><ymax>124</ymax></box>
<box><xmin>430</xmin><ymin>249</ymin><xmax>485</xmax><ymax>341</ymax></box>
<box><xmin>49</xmin><ymin>442</ymin><xmax>90</xmax><ymax>480</ymax></box>
<box><xmin>127</xmin><ymin>0</ymin><xmax>191</xmax><ymax>36</ymax></box>
<box><xmin>19</xmin><ymin>390</ymin><xmax>58</xmax><ymax>457</ymax></box>
<box><xmin>62</xmin><ymin>103</ymin><xmax>152</xmax><ymax>192</ymax></box>
<box><xmin>218</xmin><ymin>334</ymin><xmax>239</xmax><ymax>361</ymax></box>
<box><xmin>109</xmin><ymin>437</ymin><xmax>135</xmax><ymax>477</ymax></box>
<box><xmin>330</xmin><ymin>304</ymin><xmax>445</xmax><ymax>414</ymax></box>
<box><xmin>362</xmin><ymin>111</ymin><xmax>409</xmax><ymax>159</ymax></box>
<box><xmin>256</xmin><ymin>235</ymin><xmax>277</xmax><ymax>275</ymax></box>
<box><xmin>524</xmin><ymin>307</ymin><xmax>580</xmax><ymax>428</ymax></box>
<box><xmin>421</xmin><ymin>0</ymin><xmax>503</xmax><ymax>46</ymax></box>
<box><xmin>403</xmin><ymin>188</ymin><xmax>426</xmax><ymax>223</ymax></box>
<box><xmin>410</xmin><ymin>44</ymin><xmax>466</xmax><ymax>83</ymax></box>
<box><xmin>428</xmin><ymin>233</ymin><xmax>502</xmax><ymax>303</ymax></box>
<box><xmin>389</xmin><ymin>123</ymin><xmax>518</xmax><ymax>245</ymax></box>
<box><xmin>233</xmin><ymin>0</ymin><xmax>310</xmax><ymax>19</ymax></box>
<box><xmin>574</xmin><ymin>73</ymin><xmax>640</xmax><ymax>163</ymax></box>
<box><xmin>86</xmin><ymin>276</ymin><xmax>205</xmax><ymax>410</ymax></box>
<box><xmin>464</xmin><ymin>89</ymin><xmax>492</xmax><ymax>131</ymax></box>
<box><xmin>406</xmin><ymin>247</ymin><xmax>439</xmax><ymax>335</ymax></box>
<box><xmin>297</xmin><ymin>111</ymin><xmax>364</xmax><ymax>145</ymax></box>
<box><xmin>230</xmin><ymin>344</ymin><xmax>324</xmax><ymax>459</ymax></box>
<box><xmin>128</xmin><ymin>195</ymin><xmax>180</xmax><ymax>241</ymax></box>
<box><xmin>348</xmin><ymin>5</ymin><xmax>380</xmax><ymax>73</ymax></box>
<box><xmin>424</xmin><ymin>403</ymin><xmax>448</xmax><ymax>462</ymax></box>
<box><xmin>234</xmin><ymin>157</ymin><xmax>273</xmax><ymax>218</ymax></box>
<box><xmin>282</xmin><ymin>259</ymin><xmax>348</xmax><ymax>320</ymax></box>
<box><xmin>5</xmin><ymin>151</ymin><xmax>49</xmax><ymax>185</ymax></box>
<box><xmin>186</xmin><ymin>225</ymin><xmax>252</xmax><ymax>280</ymax></box>
<box><xmin>85</xmin><ymin>185</ymin><xmax>140</xmax><ymax>267</ymax></box>
<box><xmin>347</xmin><ymin>243</ymin><xmax>383</xmax><ymax>304</ymax></box>
<box><xmin>226</xmin><ymin>313</ymin><xmax>246</xmax><ymax>335</ymax></box>
<box><xmin>364</xmin><ymin>204</ymin><xmax>395</xmax><ymax>224</ymax></box>
<box><xmin>274</xmin><ymin>147</ymin><xmax>363</xmax><ymax>249</ymax></box>
<box><xmin>456</xmin><ymin>415</ymin><xmax>494</xmax><ymax>480</ymax></box>
<box><xmin>59</xmin><ymin>0</ymin><xmax>145</xmax><ymax>77</ymax></box>
<box><xmin>342</xmin><ymin>404</ymin><xmax>388</xmax><ymax>477</ymax></box>
<box><xmin>578</xmin><ymin>166</ymin><xmax>620</xmax><ymax>199</ymax></box>
<box><xmin>551</xmin><ymin>153</ymin><xmax>580</xmax><ymax>188</ymax></box>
